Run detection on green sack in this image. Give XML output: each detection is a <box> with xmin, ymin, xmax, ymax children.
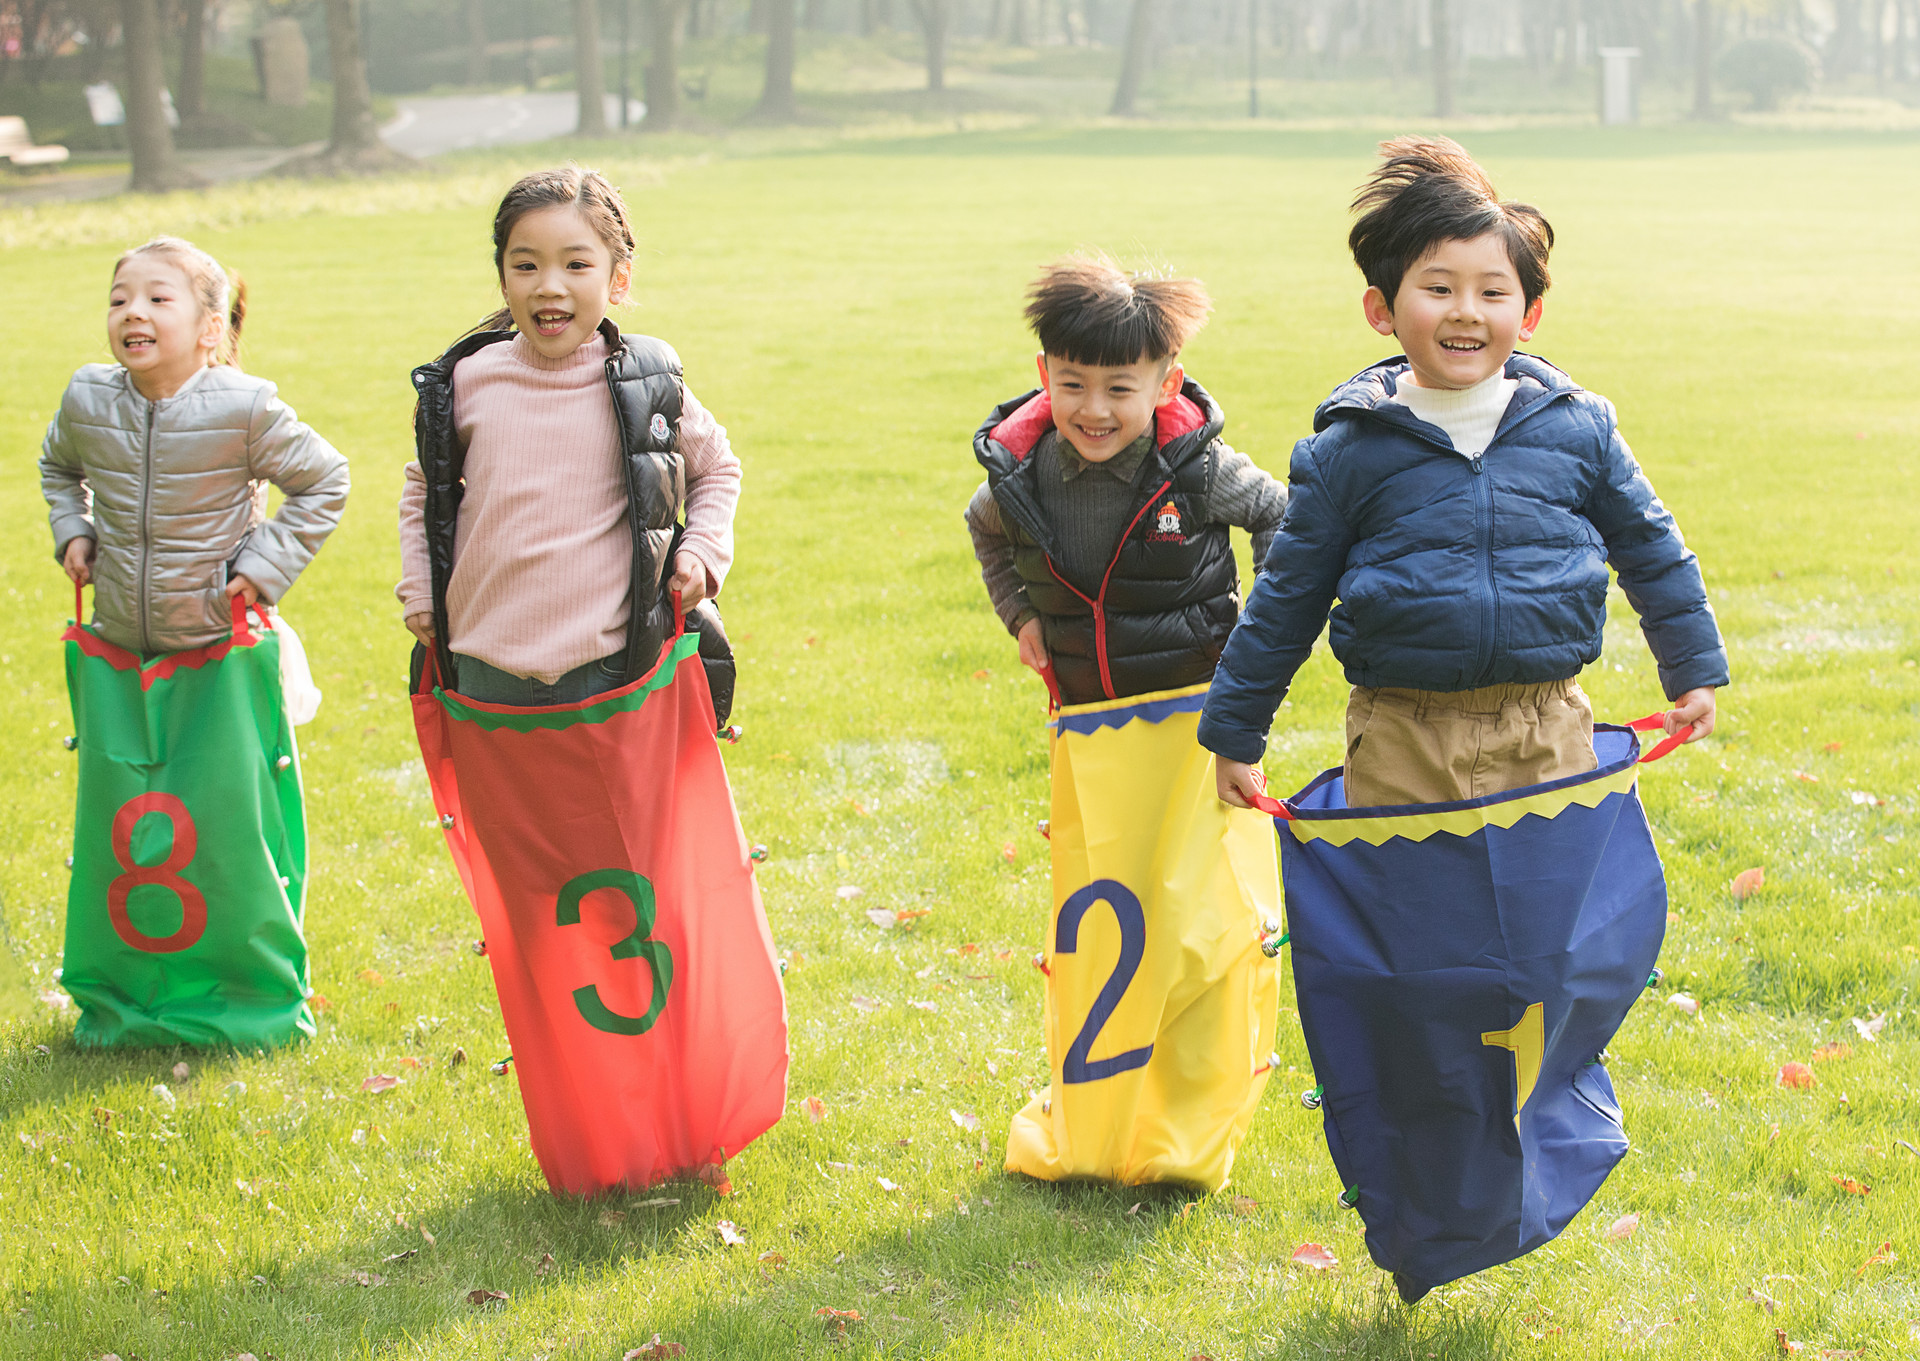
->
<box><xmin>60</xmin><ymin>593</ymin><xmax>312</xmax><ymax>1049</ymax></box>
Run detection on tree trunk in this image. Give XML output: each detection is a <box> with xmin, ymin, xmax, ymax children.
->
<box><xmin>1008</xmin><ymin>0</ymin><xmax>1028</xmax><ymax>44</ymax></box>
<box><xmin>860</xmin><ymin>0</ymin><xmax>876</xmax><ymax>35</ymax></box>
<box><xmin>1691</xmin><ymin>0</ymin><xmax>1713</xmax><ymax>118</ymax></box>
<box><xmin>1109</xmin><ymin>0</ymin><xmax>1154</xmax><ymax>113</ymax></box>
<box><xmin>642</xmin><ymin>0</ymin><xmax>685</xmax><ymax>130</ymax></box>
<box><xmin>466</xmin><ymin>0</ymin><xmax>489</xmax><ymax>85</ymax></box>
<box><xmin>121</xmin><ymin>0</ymin><xmax>199</xmax><ymax>191</ymax></box>
<box><xmin>178</xmin><ymin>0</ymin><xmax>206</xmax><ymax>118</ymax></box>
<box><xmin>804</xmin><ymin>0</ymin><xmax>825</xmax><ymax>28</ymax></box>
<box><xmin>753</xmin><ymin>0</ymin><xmax>798</xmax><ymax>118</ymax></box>
<box><xmin>911</xmin><ymin>0</ymin><xmax>948</xmax><ymax>90</ymax></box>
<box><xmin>574</xmin><ymin>0</ymin><xmax>608</xmax><ymax>135</ymax></box>
<box><xmin>1430</xmin><ymin>0</ymin><xmax>1453</xmax><ymax>116</ymax></box>
<box><xmin>323</xmin><ymin>0</ymin><xmax>382</xmax><ymax>153</ymax></box>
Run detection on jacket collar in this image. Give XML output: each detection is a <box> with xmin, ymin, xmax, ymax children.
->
<box><xmin>979</xmin><ymin>376</ymin><xmax>1224</xmax><ymax>471</ymax></box>
<box><xmin>1312</xmin><ymin>351</ymin><xmax>1580</xmax><ymax>447</ymax></box>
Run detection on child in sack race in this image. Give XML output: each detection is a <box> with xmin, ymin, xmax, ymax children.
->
<box><xmin>968</xmin><ymin>256</ymin><xmax>1288</xmax><ymax>1190</ymax></box>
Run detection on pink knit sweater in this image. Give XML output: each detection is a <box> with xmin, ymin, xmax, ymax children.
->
<box><xmin>396</xmin><ymin>333</ymin><xmax>740</xmax><ymax>683</ymax></box>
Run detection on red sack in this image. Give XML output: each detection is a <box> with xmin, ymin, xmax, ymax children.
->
<box><xmin>411</xmin><ymin>626</ymin><xmax>788</xmax><ymax>1196</ymax></box>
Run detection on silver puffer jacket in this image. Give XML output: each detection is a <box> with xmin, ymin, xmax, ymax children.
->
<box><xmin>40</xmin><ymin>362</ymin><xmax>350</xmax><ymax>655</ymax></box>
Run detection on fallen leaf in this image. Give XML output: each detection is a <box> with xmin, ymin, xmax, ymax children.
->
<box><xmin>972</xmin><ymin>669</ymin><xmax>990</xmax><ymax>681</ymax></box>
<box><xmin>1289</xmin><ymin>1242</ymin><xmax>1338</xmax><ymax>1270</ymax></box>
<box><xmin>849</xmin><ymin>994</ymin><xmax>884</xmax><ymax>1014</ymax></box>
<box><xmin>1001</xmin><ymin>841</ymin><xmax>1017</xmax><ymax>863</ymax></box>
<box><xmin>1604</xmin><ymin>1212</ymin><xmax>1641</xmax><ymax>1240</ymax></box>
<box><xmin>1855</xmin><ymin>1242</ymin><xmax>1895</xmax><ymax>1275</ymax></box>
<box><xmin>465</xmin><ymin>1287</ymin><xmax>507</xmax><ymax>1305</ymax></box>
<box><xmin>1667</xmin><ymin>993</ymin><xmax>1699</xmax><ymax>1016</ymax></box>
<box><xmin>914</xmin><ymin>962</ymin><xmax>938</xmax><ymax>979</ymax></box>
<box><xmin>309</xmin><ymin>993</ymin><xmax>333</xmax><ymax>1013</ymax></box>
<box><xmin>1777</xmin><ymin>1329</ymin><xmax>1804</xmax><ymax>1354</ymax></box>
<box><xmin>836</xmin><ymin>884</ymin><xmax>864</xmax><ymax>901</ymax></box>
<box><xmin>531</xmin><ymin>1253</ymin><xmax>555</xmax><ymax>1276</ymax></box>
<box><xmin>1230</xmin><ymin>1195</ymin><xmax>1259</xmax><ymax>1216</ymax></box>
<box><xmin>864</xmin><ymin>907</ymin><xmax>895</xmax><ymax>929</ymax></box>
<box><xmin>894</xmin><ymin>908</ymin><xmax>930</xmax><ymax>925</ymax></box>
<box><xmin>1812</xmin><ymin>1042</ymin><xmax>1853</xmax><ymax>1063</ymax></box>
<box><xmin>381</xmin><ymin>1248</ymin><xmax>417</xmax><ymax>1264</ymax></box>
<box><xmin>360</xmin><ymin>1074</ymin><xmax>403</xmax><ymax>1094</ymax></box>
<box><xmin>850</xmin><ymin>800</ymin><xmax>870</xmax><ymax>817</ymax></box>
<box><xmin>1825</xmin><ymin>741</ymin><xmax>1844</xmax><ymax>752</ymax></box>
<box><xmin>804</xmin><ymin>1095</ymin><xmax>827</xmax><ymax>1123</ymax></box>
<box><xmin>757</xmin><ymin>1250</ymin><xmax>787</xmax><ymax>1266</ymax></box>
<box><xmin>598</xmin><ymin>1210</ymin><xmax>627</xmax><ymax>1226</ymax></box>
<box><xmin>909</xmin><ymin>999</ymin><xmax>938</xmax><ymax>1012</ymax></box>
<box><xmin>1852</xmin><ymin>1012</ymin><xmax>1888</xmax><ymax>1042</ymax></box>
<box><xmin>1732</xmin><ymin>867</ymin><xmax>1766</xmax><ymax>899</ymax></box>
<box><xmin>1778</xmin><ymin>1062</ymin><xmax>1816</xmax><ymax>1090</ymax></box>
<box><xmin>358</xmin><ymin>968</ymin><xmax>386</xmax><ymax>985</ymax></box>
<box><xmin>1794</xmin><ymin>770</ymin><xmax>1820</xmax><ymax>784</ymax></box>
<box><xmin>634</xmin><ymin>1197</ymin><xmax>680</xmax><ymax>1208</ymax></box>
<box><xmin>343</xmin><ymin>1270</ymin><xmax>385</xmax><ymax>1287</ymax></box>
<box><xmin>92</xmin><ymin>1106</ymin><xmax>116</xmax><ymax>1126</ymax></box>
<box><xmin>815</xmin><ymin>1306</ymin><xmax>864</xmax><ymax>1336</ymax></box>
<box><xmin>716</xmin><ymin>1220</ymin><xmax>747</xmax><ymax>1247</ymax></box>
<box><xmin>950</xmin><ymin>1109</ymin><xmax>980</xmax><ymax>1132</ymax></box>
<box><xmin>876</xmin><ymin>1176</ymin><xmax>900</xmax><ymax>1192</ymax></box>
<box><xmin>957</xmin><ymin>943</ymin><xmax>980</xmax><ymax>956</ymax></box>
<box><xmin>623</xmin><ymin>1336</ymin><xmax>687</xmax><ymax>1360</ymax></box>
<box><xmin>172</xmin><ymin>1061</ymin><xmax>191</xmax><ymax>1082</ymax></box>
<box><xmin>1832</xmin><ymin>1175</ymin><xmax>1872</xmax><ymax>1196</ymax></box>
<box><xmin>448</xmin><ymin>1046</ymin><xmax>466</xmax><ymax>1066</ymax></box>
<box><xmin>1749</xmin><ymin>1287</ymin><xmax>1779</xmax><ymax>1314</ymax></box>
<box><xmin>697</xmin><ymin>1161</ymin><xmax>732</xmax><ymax>1196</ymax></box>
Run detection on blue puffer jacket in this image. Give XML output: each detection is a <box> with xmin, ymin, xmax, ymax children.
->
<box><xmin>1197</xmin><ymin>353</ymin><xmax>1729</xmax><ymax>764</ymax></box>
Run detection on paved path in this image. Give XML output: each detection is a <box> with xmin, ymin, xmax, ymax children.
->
<box><xmin>380</xmin><ymin>91</ymin><xmax>643</xmax><ymax>158</ymax></box>
<box><xmin>0</xmin><ymin>92</ymin><xmax>643</xmax><ymax>209</ymax></box>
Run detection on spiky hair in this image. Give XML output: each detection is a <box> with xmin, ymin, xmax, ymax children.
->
<box><xmin>1024</xmin><ymin>254</ymin><xmax>1212</xmax><ymax>366</ymax></box>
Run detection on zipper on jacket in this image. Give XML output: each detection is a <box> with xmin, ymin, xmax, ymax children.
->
<box><xmin>1469</xmin><ymin>453</ymin><xmax>1498</xmax><ymax>685</ymax></box>
<box><xmin>138</xmin><ymin>400</ymin><xmax>155</xmax><ymax>655</ymax></box>
<box><xmin>1045</xmin><ymin>479</ymin><xmax>1173</xmax><ymax>701</ymax></box>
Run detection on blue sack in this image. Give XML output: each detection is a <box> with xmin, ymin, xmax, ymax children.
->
<box><xmin>1270</xmin><ymin>723</ymin><xmax>1673</xmax><ymax>1301</ymax></box>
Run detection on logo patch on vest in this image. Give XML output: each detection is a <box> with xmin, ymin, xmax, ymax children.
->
<box><xmin>648</xmin><ymin>412</ymin><xmax>671</xmax><ymax>442</ymax></box>
<box><xmin>1147</xmin><ymin>500</ymin><xmax>1185</xmax><ymax>542</ymax></box>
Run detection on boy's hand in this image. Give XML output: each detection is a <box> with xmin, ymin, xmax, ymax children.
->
<box><xmin>668</xmin><ymin>550</ymin><xmax>709</xmax><ymax>612</ymax></box>
<box><xmin>405</xmin><ymin>612</ymin><xmax>436</xmax><ymax>645</ymax></box>
<box><xmin>1665</xmin><ymin>686</ymin><xmax>1716</xmax><ymax>742</ymax></box>
<box><xmin>1016</xmin><ymin>617</ymin><xmax>1049</xmax><ymax>676</ymax></box>
<box><xmin>1215</xmin><ymin>757</ymin><xmax>1266</xmax><ymax>810</ymax></box>
<box><xmin>62</xmin><ymin>536</ymin><xmax>96</xmax><ymax>586</ymax></box>
<box><xmin>225</xmin><ymin>573</ymin><xmax>261</xmax><ymax>605</ymax></box>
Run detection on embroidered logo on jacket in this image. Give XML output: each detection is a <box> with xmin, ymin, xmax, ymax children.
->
<box><xmin>649</xmin><ymin>412</ymin><xmax>671</xmax><ymax>442</ymax></box>
<box><xmin>1147</xmin><ymin>500</ymin><xmax>1185</xmax><ymax>542</ymax></box>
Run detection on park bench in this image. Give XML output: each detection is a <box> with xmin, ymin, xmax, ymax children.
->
<box><xmin>0</xmin><ymin>116</ymin><xmax>69</xmax><ymax>167</ymax></box>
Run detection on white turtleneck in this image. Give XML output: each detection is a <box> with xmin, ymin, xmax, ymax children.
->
<box><xmin>1389</xmin><ymin>369</ymin><xmax>1519</xmax><ymax>459</ymax></box>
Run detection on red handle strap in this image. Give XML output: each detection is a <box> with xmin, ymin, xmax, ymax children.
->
<box><xmin>1243</xmin><ymin>768</ymin><xmax>1295</xmax><ymax>821</ymax></box>
<box><xmin>1625</xmin><ymin>711</ymin><xmax>1694</xmax><ymax>764</ymax></box>
<box><xmin>73</xmin><ymin>579</ymin><xmax>265</xmax><ymax>641</ymax></box>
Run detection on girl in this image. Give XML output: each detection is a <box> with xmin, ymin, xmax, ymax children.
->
<box><xmin>42</xmin><ymin>237</ymin><xmax>350</xmax><ymax>653</ymax></box>
<box><xmin>397</xmin><ymin>165</ymin><xmax>741</xmax><ymax>703</ymax></box>
<box><xmin>41</xmin><ymin>236</ymin><xmax>348</xmax><ymax>1049</ymax></box>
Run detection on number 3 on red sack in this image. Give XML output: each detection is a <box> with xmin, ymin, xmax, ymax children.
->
<box><xmin>107</xmin><ymin>793</ymin><xmax>208</xmax><ymax>953</ymax></box>
<box><xmin>556</xmin><ymin>869</ymin><xmax>675</xmax><ymax>1036</ymax></box>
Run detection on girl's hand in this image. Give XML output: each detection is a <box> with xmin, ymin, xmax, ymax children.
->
<box><xmin>62</xmin><ymin>536</ymin><xmax>96</xmax><ymax>586</ymax></box>
<box><xmin>1665</xmin><ymin>686</ymin><xmax>1716</xmax><ymax>742</ymax></box>
<box><xmin>668</xmin><ymin>550</ymin><xmax>709</xmax><ymax>612</ymax></box>
<box><xmin>225</xmin><ymin>573</ymin><xmax>261</xmax><ymax>605</ymax></box>
<box><xmin>1215</xmin><ymin>757</ymin><xmax>1265</xmax><ymax>810</ymax></box>
<box><xmin>1016</xmin><ymin>617</ymin><xmax>1049</xmax><ymax>676</ymax></box>
<box><xmin>405</xmin><ymin>613</ymin><xmax>436</xmax><ymax>645</ymax></box>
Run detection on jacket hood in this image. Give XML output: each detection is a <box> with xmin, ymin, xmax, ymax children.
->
<box><xmin>1312</xmin><ymin>352</ymin><xmax>1583</xmax><ymax>435</ymax></box>
<box><xmin>975</xmin><ymin>377</ymin><xmax>1223</xmax><ymax>474</ymax></box>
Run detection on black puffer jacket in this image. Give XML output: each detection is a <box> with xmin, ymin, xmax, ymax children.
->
<box><xmin>973</xmin><ymin>380</ymin><xmax>1241</xmax><ymax>705</ymax></box>
<box><xmin>408</xmin><ymin>318</ymin><xmax>734</xmax><ymax>721</ymax></box>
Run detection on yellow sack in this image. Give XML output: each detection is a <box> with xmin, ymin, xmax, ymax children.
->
<box><xmin>1006</xmin><ymin>683</ymin><xmax>1281</xmax><ymax>1191</ymax></box>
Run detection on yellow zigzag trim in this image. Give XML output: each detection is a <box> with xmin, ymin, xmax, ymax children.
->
<box><xmin>1056</xmin><ymin>681</ymin><xmax>1212</xmax><ymax>719</ymax></box>
<box><xmin>1283</xmin><ymin>761</ymin><xmax>1641</xmax><ymax>848</ymax></box>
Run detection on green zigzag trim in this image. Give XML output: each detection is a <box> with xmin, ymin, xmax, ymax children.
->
<box><xmin>436</xmin><ymin>634</ymin><xmax>701</xmax><ymax>733</ymax></box>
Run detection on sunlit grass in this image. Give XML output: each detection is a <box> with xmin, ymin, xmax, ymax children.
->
<box><xmin>0</xmin><ymin>125</ymin><xmax>1916</xmax><ymax>1358</ymax></box>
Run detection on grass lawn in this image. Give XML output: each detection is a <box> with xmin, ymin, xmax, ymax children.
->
<box><xmin>1</xmin><ymin>124</ymin><xmax>1917</xmax><ymax>1360</ymax></box>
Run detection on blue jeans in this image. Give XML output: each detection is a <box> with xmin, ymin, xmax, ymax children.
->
<box><xmin>450</xmin><ymin>651</ymin><xmax>627</xmax><ymax>707</ymax></box>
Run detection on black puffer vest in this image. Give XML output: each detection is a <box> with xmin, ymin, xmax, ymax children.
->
<box><xmin>408</xmin><ymin>318</ymin><xmax>734</xmax><ymax>722</ymax></box>
<box><xmin>973</xmin><ymin>379</ymin><xmax>1241</xmax><ymax>705</ymax></box>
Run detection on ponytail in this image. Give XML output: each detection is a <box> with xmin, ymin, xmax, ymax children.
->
<box><xmin>218</xmin><ymin>273</ymin><xmax>248</xmax><ymax>369</ymax></box>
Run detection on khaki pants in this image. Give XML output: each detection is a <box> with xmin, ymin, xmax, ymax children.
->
<box><xmin>1344</xmin><ymin>679</ymin><xmax>1596</xmax><ymax>809</ymax></box>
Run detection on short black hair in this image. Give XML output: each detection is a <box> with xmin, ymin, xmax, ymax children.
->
<box><xmin>1024</xmin><ymin>254</ymin><xmax>1212</xmax><ymax>367</ymax></box>
<box><xmin>1349</xmin><ymin>136</ymin><xmax>1554</xmax><ymax>307</ymax></box>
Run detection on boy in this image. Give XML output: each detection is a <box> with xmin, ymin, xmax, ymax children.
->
<box><xmin>967</xmin><ymin>257</ymin><xmax>1285</xmax><ymax>703</ymax></box>
<box><xmin>969</xmin><ymin>257</ymin><xmax>1288</xmax><ymax>1192</ymax></box>
<box><xmin>1199</xmin><ymin>137</ymin><xmax>1727</xmax><ymax>809</ymax></box>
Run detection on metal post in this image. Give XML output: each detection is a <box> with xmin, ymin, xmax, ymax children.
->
<box><xmin>621</xmin><ymin>0</ymin><xmax>632</xmax><ymax>127</ymax></box>
<box><xmin>1247</xmin><ymin>0</ymin><xmax>1258</xmax><ymax>117</ymax></box>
